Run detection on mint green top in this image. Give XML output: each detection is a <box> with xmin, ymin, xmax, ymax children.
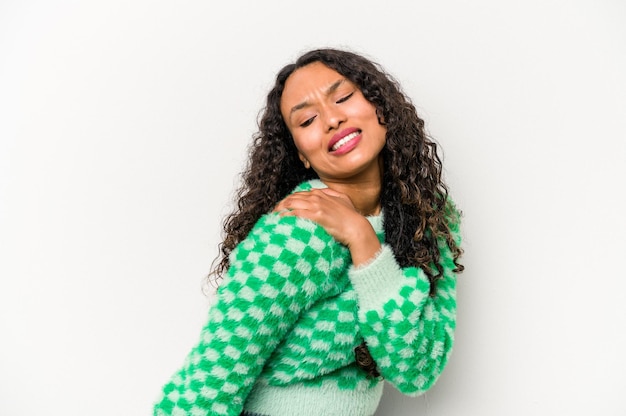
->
<box><xmin>154</xmin><ymin>179</ymin><xmax>461</xmax><ymax>416</ymax></box>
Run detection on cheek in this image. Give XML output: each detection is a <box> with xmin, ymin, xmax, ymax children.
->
<box><xmin>351</xmin><ymin>101</ymin><xmax>380</xmax><ymax>123</ymax></box>
<box><xmin>291</xmin><ymin>133</ymin><xmax>314</xmax><ymax>156</ymax></box>
<box><xmin>294</xmin><ymin>129</ymin><xmax>325</xmax><ymax>150</ymax></box>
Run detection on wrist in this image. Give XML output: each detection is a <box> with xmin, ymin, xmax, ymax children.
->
<box><xmin>346</xmin><ymin>217</ymin><xmax>382</xmax><ymax>266</ymax></box>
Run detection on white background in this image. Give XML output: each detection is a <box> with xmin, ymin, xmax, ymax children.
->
<box><xmin>1</xmin><ymin>1</ymin><xmax>625</xmax><ymax>415</ymax></box>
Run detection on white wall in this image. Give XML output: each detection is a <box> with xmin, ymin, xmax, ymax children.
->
<box><xmin>1</xmin><ymin>1</ymin><xmax>625</xmax><ymax>414</ymax></box>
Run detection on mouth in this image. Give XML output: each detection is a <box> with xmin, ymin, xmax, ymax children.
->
<box><xmin>329</xmin><ymin>130</ymin><xmax>361</xmax><ymax>152</ymax></box>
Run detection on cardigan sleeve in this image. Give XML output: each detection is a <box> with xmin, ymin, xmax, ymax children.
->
<box><xmin>348</xmin><ymin>225</ymin><xmax>461</xmax><ymax>396</ymax></box>
<box><xmin>153</xmin><ymin>213</ymin><xmax>346</xmax><ymax>416</ymax></box>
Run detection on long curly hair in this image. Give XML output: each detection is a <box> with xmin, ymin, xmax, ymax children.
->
<box><xmin>210</xmin><ymin>48</ymin><xmax>463</xmax><ymax>292</ymax></box>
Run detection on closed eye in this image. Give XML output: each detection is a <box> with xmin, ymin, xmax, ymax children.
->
<box><xmin>336</xmin><ymin>92</ymin><xmax>354</xmax><ymax>104</ymax></box>
<box><xmin>300</xmin><ymin>116</ymin><xmax>316</xmax><ymax>127</ymax></box>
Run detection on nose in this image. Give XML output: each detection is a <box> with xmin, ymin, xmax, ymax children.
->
<box><xmin>322</xmin><ymin>105</ymin><xmax>345</xmax><ymax>132</ymax></box>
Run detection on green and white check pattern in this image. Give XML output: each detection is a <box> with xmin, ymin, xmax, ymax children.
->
<box><xmin>154</xmin><ymin>180</ymin><xmax>461</xmax><ymax>416</ymax></box>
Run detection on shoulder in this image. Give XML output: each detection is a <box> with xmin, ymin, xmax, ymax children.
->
<box><xmin>249</xmin><ymin>212</ymin><xmax>334</xmax><ymax>250</ymax></box>
<box><xmin>233</xmin><ymin>179</ymin><xmax>342</xmax><ymax>257</ymax></box>
<box><xmin>250</xmin><ymin>178</ymin><xmax>333</xmax><ymax>243</ymax></box>
<box><xmin>291</xmin><ymin>178</ymin><xmax>327</xmax><ymax>193</ymax></box>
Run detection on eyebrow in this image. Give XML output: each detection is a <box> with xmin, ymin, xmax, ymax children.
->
<box><xmin>288</xmin><ymin>78</ymin><xmax>346</xmax><ymax>120</ymax></box>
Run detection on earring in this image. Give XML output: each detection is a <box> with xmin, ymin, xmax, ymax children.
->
<box><xmin>303</xmin><ymin>159</ymin><xmax>311</xmax><ymax>169</ymax></box>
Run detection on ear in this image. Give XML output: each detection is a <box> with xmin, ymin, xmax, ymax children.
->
<box><xmin>376</xmin><ymin>108</ymin><xmax>386</xmax><ymax>125</ymax></box>
<box><xmin>298</xmin><ymin>153</ymin><xmax>311</xmax><ymax>169</ymax></box>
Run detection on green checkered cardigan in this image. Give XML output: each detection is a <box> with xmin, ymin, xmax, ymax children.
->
<box><xmin>154</xmin><ymin>179</ymin><xmax>461</xmax><ymax>416</ymax></box>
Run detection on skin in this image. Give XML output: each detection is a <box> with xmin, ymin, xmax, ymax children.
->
<box><xmin>274</xmin><ymin>62</ymin><xmax>386</xmax><ymax>266</ymax></box>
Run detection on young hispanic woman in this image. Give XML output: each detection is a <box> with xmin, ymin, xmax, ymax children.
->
<box><xmin>153</xmin><ymin>48</ymin><xmax>464</xmax><ymax>416</ymax></box>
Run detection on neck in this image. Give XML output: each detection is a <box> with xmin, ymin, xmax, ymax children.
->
<box><xmin>317</xmin><ymin>155</ymin><xmax>384</xmax><ymax>216</ymax></box>
<box><xmin>321</xmin><ymin>176</ymin><xmax>382</xmax><ymax>217</ymax></box>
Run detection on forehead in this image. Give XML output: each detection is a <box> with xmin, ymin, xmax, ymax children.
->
<box><xmin>280</xmin><ymin>62</ymin><xmax>349</xmax><ymax>106</ymax></box>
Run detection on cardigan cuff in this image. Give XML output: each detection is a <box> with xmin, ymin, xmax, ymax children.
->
<box><xmin>348</xmin><ymin>244</ymin><xmax>408</xmax><ymax>312</ymax></box>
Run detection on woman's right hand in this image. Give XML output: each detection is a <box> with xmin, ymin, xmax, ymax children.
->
<box><xmin>274</xmin><ymin>188</ymin><xmax>381</xmax><ymax>266</ymax></box>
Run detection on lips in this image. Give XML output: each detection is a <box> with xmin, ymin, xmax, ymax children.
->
<box><xmin>328</xmin><ymin>128</ymin><xmax>361</xmax><ymax>152</ymax></box>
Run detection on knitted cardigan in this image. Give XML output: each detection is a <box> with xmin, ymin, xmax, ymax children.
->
<box><xmin>154</xmin><ymin>179</ymin><xmax>461</xmax><ymax>416</ymax></box>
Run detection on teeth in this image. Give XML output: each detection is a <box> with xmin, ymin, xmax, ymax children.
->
<box><xmin>331</xmin><ymin>131</ymin><xmax>359</xmax><ymax>151</ymax></box>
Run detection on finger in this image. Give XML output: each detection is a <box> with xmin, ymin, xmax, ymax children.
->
<box><xmin>273</xmin><ymin>192</ymin><xmax>308</xmax><ymax>208</ymax></box>
<box><xmin>274</xmin><ymin>194</ymin><xmax>318</xmax><ymax>213</ymax></box>
<box><xmin>284</xmin><ymin>191</ymin><xmax>327</xmax><ymax>206</ymax></box>
<box><xmin>319</xmin><ymin>188</ymin><xmax>352</xmax><ymax>203</ymax></box>
<box><xmin>275</xmin><ymin>206</ymin><xmax>318</xmax><ymax>221</ymax></box>
<box><xmin>318</xmin><ymin>188</ymin><xmax>343</xmax><ymax>197</ymax></box>
<box><xmin>317</xmin><ymin>188</ymin><xmax>357</xmax><ymax>210</ymax></box>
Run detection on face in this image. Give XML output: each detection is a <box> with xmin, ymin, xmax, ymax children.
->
<box><xmin>280</xmin><ymin>62</ymin><xmax>387</xmax><ymax>184</ymax></box>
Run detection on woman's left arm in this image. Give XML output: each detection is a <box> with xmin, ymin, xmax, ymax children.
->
<box><xmin>278</xmin><ymin>188</ymin><xmax>461</xmax><ymax>395</ymax></box>
<box><xmin>348</xmin><ymin>241</ymin><xmax>458</xmax><ymax>396</ymax></box>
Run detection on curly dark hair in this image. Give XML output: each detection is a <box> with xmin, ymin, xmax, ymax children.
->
<box><xmin>210</xmin><ymin>48</ymin><xmax>463</xmax><ymax>293</ymax></box>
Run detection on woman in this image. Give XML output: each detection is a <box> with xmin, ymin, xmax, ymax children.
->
<box><xmin>154</xmin><ymin>48</ymin><xmax>463</xmax><ymax>416</ymax></box>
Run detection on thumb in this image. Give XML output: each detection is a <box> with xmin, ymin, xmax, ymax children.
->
<box><xmin>319</xmin><ymin>188</ymin><xmax>344</xmax><ymax>198</ymax></box>
<box><xmin>319</xmin><ymin>188</ymin><xmax>354</xmax><ymax>205</ymax></box>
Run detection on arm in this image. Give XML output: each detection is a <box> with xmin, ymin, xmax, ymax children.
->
<box><xmin>154</xmin><ymin>213</ymin><xmax>346</xmax><ymax>416</ymax></box>
<box><xmin>276</xmin><ymin>186</ymin><xmax>461</xmax><ymax>394</ymax></box>
<box><xmin>348</xmin><ymin>236</ymin><xmax>459</xmax><ymax>396</ymax></box>
<box><xmin>274</xmin><ymin>187</ymin><xmax>382</xmax><ymax>265</ymax></box>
